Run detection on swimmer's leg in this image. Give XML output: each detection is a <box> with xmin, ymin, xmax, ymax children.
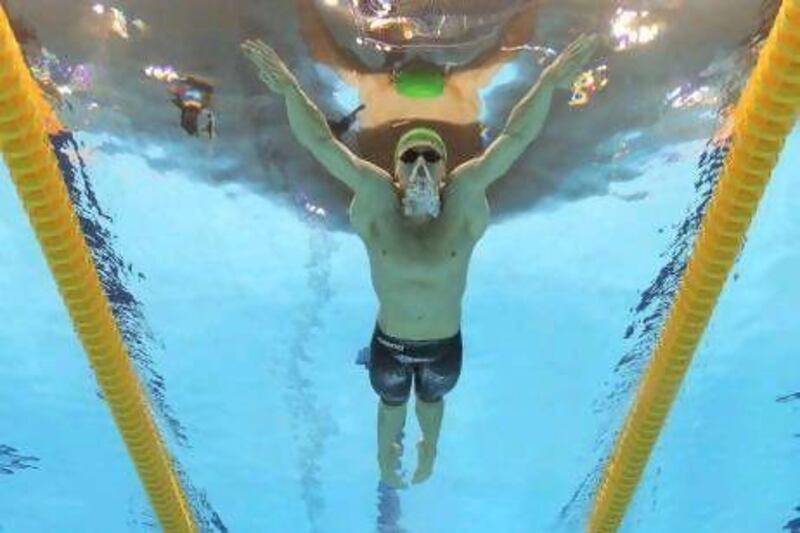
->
<box><xmin>411</xmin><ymin>396</ymin><xmax>444</xmax><ymax>484</ymax></box>
<box><xmin>369</xmin><ymin>335</ymin><xmax>412</xmax><ymax>489</ymax></box>
<box><xmin>412</xmin><ymin>339</ymin><xmax>462</xmax><ymax>484</ymax></box>
<box><xmin>377</xmin><ymin>400</ymin><xmax>408</xmax><ymax>489</ymax></box>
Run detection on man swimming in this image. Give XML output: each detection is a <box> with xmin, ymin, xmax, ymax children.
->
<box><xmin>242</xmin><ymin>34</ymin><xmax>598</xmax><ymax>489</ymax></box>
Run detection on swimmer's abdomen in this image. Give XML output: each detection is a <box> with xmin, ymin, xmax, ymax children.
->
<box><xmin>368</xmin><ymin>247</ymin><xmax>471</xmax><ymax>340</ymax></box>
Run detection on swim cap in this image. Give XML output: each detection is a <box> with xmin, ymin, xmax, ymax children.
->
<box><xmin>395</xmin><ymin>127</ymin><xmax>447</xmax><ymax>164</ymax></box>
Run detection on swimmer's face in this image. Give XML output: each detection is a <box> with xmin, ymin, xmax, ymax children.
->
<box><xmin>396</xmin><ymin>145</ymin><xmax>446</xmax><ymax>181</ymax></box>
<box><xmin>394</xmin><ymin>144</ymin><xmax>446</xmax><ymax>219</ymax></box>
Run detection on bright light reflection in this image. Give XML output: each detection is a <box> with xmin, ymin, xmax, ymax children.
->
<box><xmin>611</xmin><ymin>8</ymin><xmax>663</xmax><ymax>51</ymax></box>
<box><xmin>109</xmin><ymin>7</ymin><xmax>129</xmax><ymax>39</ymax></box>
<box><xmin>666</xmin><ymin>84</ymin><xmax>715</xmax><ymax>109</ymax></box>
<box><xmin>143</xmin><ymin>65</ymin><xmax>181</xmax><ymax>83</ymax></box>
<box><xmin>569</xmin><ymin>65</ymin><xmax>609</xmax><ymax>107</ymax></box>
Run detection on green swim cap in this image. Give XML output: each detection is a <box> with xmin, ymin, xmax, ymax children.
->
<box><xmin>394</xmin><ymin>69</ymin><xmax>445</xmax><ymax>99</ymax></box>
<box><xmin>395</xmin><ymin>127</ymin><xmax>447</xmax><ymax>163</ymax></box>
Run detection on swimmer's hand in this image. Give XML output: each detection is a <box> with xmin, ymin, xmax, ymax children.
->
<box><xmin>241</xmin><ymin>39</ymin><xmax>298</xmax><ymax>96</ymax></box>
<box><xmin>542</xmin><ymin>33</ymin><xmax>600</xmax><ymax>90</ymax></box>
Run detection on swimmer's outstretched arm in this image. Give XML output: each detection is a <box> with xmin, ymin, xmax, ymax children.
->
<box><xmin>241</xmin><ymin>39</ymin><xmax>392</xmax><ymax>193</ymax></box>
<box><xmin>450</xmin><ymin>34</ymin><xmax>599</xmax><ymax>192</ymax></box>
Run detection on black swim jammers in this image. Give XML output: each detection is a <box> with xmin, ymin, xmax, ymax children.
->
<box><xmin>368</xmin><ymin>324</ymin><xmax>463</xmax><ymax>406</ymax></box>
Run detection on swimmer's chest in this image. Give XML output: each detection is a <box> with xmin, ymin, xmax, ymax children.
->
<box><xmin>352</xmin><ymin>203</ymin><xmax>480</xmax><ymax>270</ymax></box>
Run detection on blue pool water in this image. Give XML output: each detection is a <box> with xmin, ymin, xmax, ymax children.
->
<box><xmin>0</xmin><ymin>128</ymin><xmax>798</xmax><ymax>530</ymax></box>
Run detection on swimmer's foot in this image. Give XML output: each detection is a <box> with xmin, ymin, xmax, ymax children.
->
<box><xmin>412</xmin><ymin>440</ymin><xmax>437</xmax><ymax>484</ymax></box>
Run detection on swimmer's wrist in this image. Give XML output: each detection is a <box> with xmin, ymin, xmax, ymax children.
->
<box><xmin>283</xmin><ymin>79</ymin><xmax>303</xmax><ymax>99</ymax></box>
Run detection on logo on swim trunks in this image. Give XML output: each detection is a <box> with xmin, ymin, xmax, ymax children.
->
<box><xmin>377</xmin><ymin>336</ymin><xmax>405</xmax><ymax>352</ymax></box>
<box><xmin>396</xmin><ymin>354</ymin><xmax>435</xmax><ymax>364</ymax></box>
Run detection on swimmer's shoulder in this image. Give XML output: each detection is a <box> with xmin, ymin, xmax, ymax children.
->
<box><xmin>349</xmin><ymin>176</ymin><xmax>395</xmax><ymax>227</ymax></box>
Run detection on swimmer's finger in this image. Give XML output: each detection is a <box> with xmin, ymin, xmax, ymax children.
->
<box><xmin>572</xmin><ymin>48</ymin><xmax>596</xmax><ymax>72</ymax></box>
<box><xmin>249</xmin><ymin>47</ymin><xmax>288</xmax><ymax>77</ymax></box>
<box><xmin>556</xmin><ymin>61</ymin><xmax>586</xmax><ymax>87</ymax></box>
<box><xmin>241</xmin><ymin>40</ymin><xmax>270</xmax><ymax>60</ymax></box>
<box><xmin>563</xmin><ymin>40</ymin><xmax>582</xmax><ymax>59</ymax></box>
<box><xmin>578</xmin><ymin>35</ymin><xmax>600</xmax><ymax>59</ymax></box>
<box><xmin>582</xmin><ymin>35</ymin><xmax>601</xmax><ymax>57</ymax></box>
<box><xmin>567</xmin><ymin>47</ymin><xmax>592</xmax><ymax>69</ymax></box>
<box><xmin>559</xmin><ymin>51</ymin><xmax>585</xmax><ymax>74</ymax></box>
<box><xmin>241</xmin><ymin>38</ymin><xmax>259</xmax><ymax>50</ymax></box>
<box><xmin>569</xmin><ymin>34</ymin><xmax>595</xmax><ymax>56</ymax></box>
<box><xmin>242</xmin><ymin>43</ymin><xmax>275</xmax><ymax>65</ymax></box>
<box><xmin>252</xmin><ymin>42</ymin><xmax>284</xmax><ymax>65</ymax></box>
<box><xmin>242</xmin><ymin>44</ymin><xmax>271</xmax><ymax>67</ymax></box>
<box><xmin>242</xmin><ymin>38</ymin><xmax>272</xmax><ymax>54</ymax></box>
<box><xmin>567</xmin><ymin>38</ymin><xmax>596</xmax><ymax>68</ymax></box>
<box><xmin>565</xmin><ymin>33</ymin><xmax>588</xmax><ymax>53</ymax></box>
<box><xmin>563</xmin><ymin>39</ymin><xmax>590</xmax><ymax>64</ymax></box>
<box><xmin>255</xmin><ymin>63</ymin><xmax>295</xmax><ymax>94</ymax></box>
<box><xmin>572</xmin><ymin>35</ymin><xmax>595</xmax><ymax>57</ymax></box>
<box><xmin>242</xmin><ymin>40</ymin><xmax>282</xmax><ymax>66</ymax></box>
<box><xmin>244</xmin><ymin>49</ymin><xmax>284</xmax><ymax>79</ymax></box>
<box><xmin>563</xmin><ymin>45</ymin><xmax>584</xmax><ymax>64</ymax></box>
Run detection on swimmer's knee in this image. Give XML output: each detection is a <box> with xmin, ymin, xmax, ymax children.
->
<box><xmin>380</xmin><ymin>396</ymin><xmax>408</xmax><ymax>407</ymax></box>
<box><xmin>416</xmin><ymin>390</ymin><xmax>443</xmax><ymax>403</ymax></box>
<box><xmin>376</xmin><ymin>389</ymin><xmax>411</xmax><ymax>406</ymax></box>
<box><xmin>416</xmin><ymin>386</ymin><xmax>451</xmax><ymax>403</ymax></box>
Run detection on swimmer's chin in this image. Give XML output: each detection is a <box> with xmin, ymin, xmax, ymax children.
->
<box><xmin>401</xmin><ymin>209</ymin><xmax>439</xmax><ymax>225</ymax></box>
<box><xmin>408</xmin><ymin>217</ymin><xmax>434</xmax><ymax>228</ymax></box>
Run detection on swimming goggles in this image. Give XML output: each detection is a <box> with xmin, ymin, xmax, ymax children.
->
<box><xmin>400</xmin><ymin>147</ymin><xmax>443</xmax><ymax>164</ymax></box>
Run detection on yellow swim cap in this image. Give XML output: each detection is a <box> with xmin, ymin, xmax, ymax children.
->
<box><xmin>395</xmin><ymin>127</ymin><xmax>447</xmax><ymax>163</ymax></box>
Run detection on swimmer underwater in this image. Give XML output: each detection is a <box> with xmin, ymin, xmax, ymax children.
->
<box><xmin>242</xmin><ymin>34</ymin><xmax>599</xmax><ymax>489</ymax></box>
